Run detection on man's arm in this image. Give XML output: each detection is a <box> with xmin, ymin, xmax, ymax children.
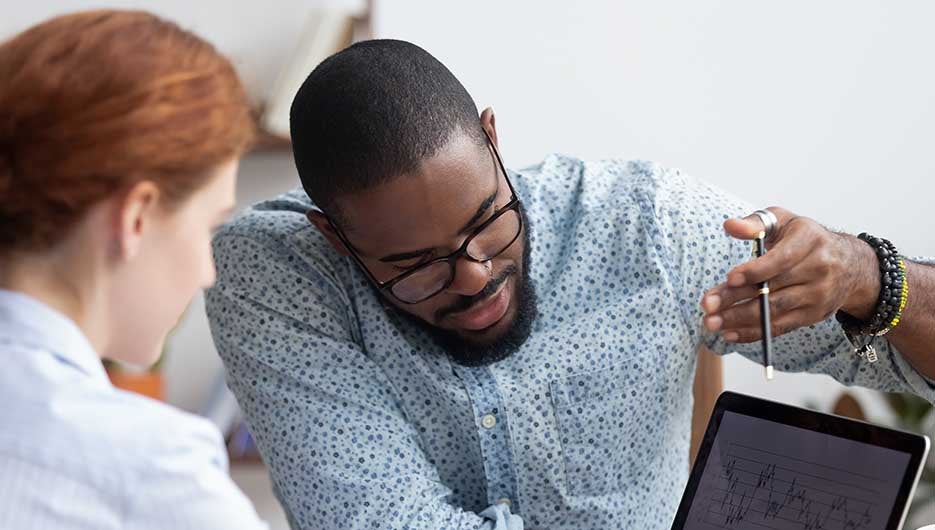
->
<box><xmin>846</xmin><ymin>257</ymin><xmax>935</xmax><ymax>376</ymax></box>
<box><xmin>205</xmin><ymin>232</ymin><xmax>523</xmax><ymax>530</ymax></box>
<box><xmin>703</xmin><ymin>209</ymin><xmax>935</xmax><ymax>378</ymax></box>
<box><xmin>642</xmin><ymin>165</ymin><xmax>935</xmax><ymax>398</ymax></box>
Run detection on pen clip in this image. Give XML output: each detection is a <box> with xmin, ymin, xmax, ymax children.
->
<box><xmin>752</xmin><ymin>231</ymin><xmax>767</xmax><ymax>259</ymax></box>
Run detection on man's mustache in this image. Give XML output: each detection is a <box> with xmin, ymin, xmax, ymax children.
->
<box><xmin>435</xmin><ymin>264</ymin><xmax>517</xmax><ymax>321</ymax></box>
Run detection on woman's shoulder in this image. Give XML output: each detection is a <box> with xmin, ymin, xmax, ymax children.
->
<box><xmin>95</xmin><ymin>387</ymin><xmax>228</xmax><ymax>465</ymax></box>
<box><xmin>0</xmin><ymin>377</ymin><xmax>229</xmax><ymax>507</ymax></box>
<box><xmin>28</xmin><ymin>381</ymin><xmax>226</xmax><ymax>475</ymax></box>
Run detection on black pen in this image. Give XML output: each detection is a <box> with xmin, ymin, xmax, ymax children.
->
<box><xmin>754</xmin><ymin>231</ymin><xmax>774</xmax><ymax>380</ymax></box>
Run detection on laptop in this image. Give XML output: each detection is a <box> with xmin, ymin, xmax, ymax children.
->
<box><xmin>670</xmin><ymin>391</ymin><xmax>930</xmax><ymax>530</ymax></box>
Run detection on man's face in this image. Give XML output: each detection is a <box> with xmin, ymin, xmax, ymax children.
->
<box><xmin>324</xmin><ymin>131</ymin><xmax>535</xmax><ymax>364</ymax></box>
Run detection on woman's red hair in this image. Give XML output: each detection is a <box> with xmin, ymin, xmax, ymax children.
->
<box><xmin>0</xmin><ymin>10</ymin><xmax>255</xmax><ymax>252</ymax></box>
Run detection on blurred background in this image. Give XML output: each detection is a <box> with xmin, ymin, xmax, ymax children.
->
<box><xmin>4</xmin><ymin>1</ymin><xmax>934</xmax><ymax>528</ymax></box>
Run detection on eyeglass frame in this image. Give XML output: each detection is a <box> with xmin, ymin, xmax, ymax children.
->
<box><xmin>326</xmin><ymin>131</ymin><xmax>523</xmax><ymax>305</ymax></box>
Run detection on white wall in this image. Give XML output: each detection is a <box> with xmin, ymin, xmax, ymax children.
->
<box><xmin>5</xmin><ymin>2</ymin><xmax>933</xmax><ymax>420</ymax></box>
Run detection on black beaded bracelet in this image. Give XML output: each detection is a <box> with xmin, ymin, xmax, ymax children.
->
<box><xmin>835</xmin><ymin>233</ymin><xmax>907</xmax><ymax>338</ymax></box>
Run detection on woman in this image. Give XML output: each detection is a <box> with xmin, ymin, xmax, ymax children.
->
<box><xmin>0</xmin><ymin>10</ymin><xmax>267</xmax><ymax>529</ymax></box>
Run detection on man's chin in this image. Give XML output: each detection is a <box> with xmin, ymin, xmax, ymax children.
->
<box><xmin>432</xmin><ymin>274</ymin><xmax>537</xmax><ymax>367</ymax></box>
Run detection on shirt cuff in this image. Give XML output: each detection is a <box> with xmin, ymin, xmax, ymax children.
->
<box><xmin>478</xmin><ymin>503</ymin><xmax>524</xmax><ymax>530</ymax></box>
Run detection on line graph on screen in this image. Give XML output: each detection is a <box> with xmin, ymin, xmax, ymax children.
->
<box><xmin>698</xmin><ymin>442</ymin><xmax>884</xmax><ymax>530</ymax></box>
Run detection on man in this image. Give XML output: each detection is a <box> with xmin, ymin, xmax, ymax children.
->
<box><xmin>206</xmin><ymin>40</ymin><xmax>935</xmax><ymax>530</ymax></box>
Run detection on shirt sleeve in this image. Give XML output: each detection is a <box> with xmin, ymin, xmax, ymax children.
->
<box><xmin>205</xmin><ymin>232</ymin><xmax>523</xmax><ymax>530</ymax></box>
<box><xmin>643</xmin><ymin>165</ymin><xmax>935</xmax><ymax>402</ymax></box>
<box><xmin>122</xmin><ymin>412</ymin><xmax>268</xmax><ymax>530</ymax></box>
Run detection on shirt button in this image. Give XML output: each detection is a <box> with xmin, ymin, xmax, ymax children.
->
<box><xmin>497</xmin><ymin>497</ymin><xmax>512</xmax><ymax>507</ymax></box>
<box><xmin>481</xmin><ymin>413</ymin><xmax>497</xmax><ymax>429</ymax></box>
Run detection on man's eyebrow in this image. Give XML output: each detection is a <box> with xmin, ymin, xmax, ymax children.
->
<box><xmin>379</xmin><ymin>248</ymin><xmax>435</xmax><ymax>263</ymax></box>
<box><xmin>456</xmin><ymin>191</ymin><xmax>497</xmax><ymax>235</ymax></box>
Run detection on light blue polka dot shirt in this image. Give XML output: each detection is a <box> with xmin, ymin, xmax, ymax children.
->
<box><xmin>206</xmin><ymin>156</ymin><xmax>934</xmax><ymax>530</ymax></box>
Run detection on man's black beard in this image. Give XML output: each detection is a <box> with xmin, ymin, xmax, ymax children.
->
<box><xmin>385</xmin><ymin>207</ymin><xmax>538</xmax><ymax>367</ymax></box>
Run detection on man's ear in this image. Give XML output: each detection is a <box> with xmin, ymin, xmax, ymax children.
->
<box><xmin>306</xmin><ymin>209</ymin><xmax>350</xmax><ymax>257</ymax></box>
<box><xmin>114</xmin><ymin>180</ymin><xmax>161</xmax><ymax>261</ymax></box>
<box><xmin>480</xmin><ymin>106</ymin><xmax>498</xmax><ymax>148</ymax></box>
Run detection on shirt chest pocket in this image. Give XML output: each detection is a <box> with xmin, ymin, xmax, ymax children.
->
<box><xmin>549</xmin><ymin>360</ymin><xmax>666</xmax><ymax>497</ymax></box>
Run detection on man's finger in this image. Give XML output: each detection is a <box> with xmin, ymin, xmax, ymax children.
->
<box><xmin>701</xmin><ymin>285</ymin><xmax>758</xmax><ymax>315</ymax></box>
<box><xmin>701</xmin><ymin>271</ymin><xmax>805</xmax><ymax>314</ymax></box>
<box><xmin>705</xmin><ymin>285</ymin><xmax>811</xmax><ymax>332</ymax></box>
<box><xmin>722</xmin><ymin>206</ymin><xmax>793</xmax><ymax>242</ymax></box>
<box><xmin>726</xmin><ymin>226</ymin><xmax>814</xmax><ymax>286</ymax></box>
<box><xmin>721</xmin><ymin>307</ymin><xmax>813</xmax><ymax>343</ymax></box>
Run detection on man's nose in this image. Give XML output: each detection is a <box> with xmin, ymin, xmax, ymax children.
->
<box><xmin>445</xmin><ymin>258</ymin><xmax>490</xmax><ymax>297</ymax></box>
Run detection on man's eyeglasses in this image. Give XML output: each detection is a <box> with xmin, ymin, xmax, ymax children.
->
<box><xmin>328</xmin><ymin>132</ymin><xmax>523</xmax><ymax>305</ymax></box>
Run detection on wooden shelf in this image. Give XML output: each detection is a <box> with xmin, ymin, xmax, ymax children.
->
<box><xmin>251</xmin><ymin>127</ymin><xmax>292</xmax><ymax>153</ymax></box>
<box><xmin>247</xmin><ymin>0</ymin><xmax>373</xmax><ymax>155</ymax></box>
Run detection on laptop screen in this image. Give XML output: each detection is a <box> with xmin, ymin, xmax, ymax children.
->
<box><xmin>681</xmin><ymin>410</ymin><xmax>914</xmax><ymax>530</ymax></box>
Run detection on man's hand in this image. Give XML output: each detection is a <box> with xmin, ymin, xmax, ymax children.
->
<box><xmin>699</xmin><ymin>207</ymin><xmax>879</xmax><ymax>343</ymax></box>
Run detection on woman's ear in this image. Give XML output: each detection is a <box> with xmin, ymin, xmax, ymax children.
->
<box><xmin>480</xmin><ymin>106</ymin><xmax>498</xmax><ymax>147</ymax></box>
<box><xmin>306</xmin><ymin>209</ymin><xmax>350</xmax><ymax>257</ymax></box>
<box><xmin>113</xmin><ymin>181</ymin><xmax>161</xmax><ymax>260</ymax></box>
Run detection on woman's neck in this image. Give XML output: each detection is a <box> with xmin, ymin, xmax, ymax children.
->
<box><xmin>0</xmin><ymin>247</ymin><xmax>109</xmax><ymax>357</ymax></box>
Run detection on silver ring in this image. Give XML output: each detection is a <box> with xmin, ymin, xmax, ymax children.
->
<box><xmin>753</xmin><ymin>209</ymin><xmax>778</xmax><ymax>238</ymax></box>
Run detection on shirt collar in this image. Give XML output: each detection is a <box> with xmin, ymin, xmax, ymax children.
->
<box><xmin>0</xmin><ymin>289</ymin><xmax>109</xmax><ymax>383</ymax></box>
